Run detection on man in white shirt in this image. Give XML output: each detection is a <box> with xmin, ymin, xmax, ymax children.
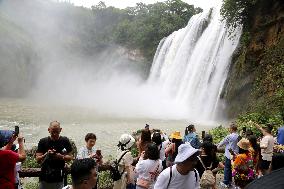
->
<box><xmin>255</xmin><ymin>123</ymin><xmax>274</xmax><ymax>176</ymax></box>
<box><xmin>217</xmin><ymin>123</ymin><xmax>239</xmax><ymax>187</ymax></box>
<box><xmin>154</xmin><ymin>143</ymin><xmax>200</xmax><ymax>189</ymax></box>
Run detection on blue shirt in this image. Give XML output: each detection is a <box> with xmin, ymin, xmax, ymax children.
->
<box><xmin>183</xmin><ymin>133</ymin><xmax>197</xmax><ymax>143</ymax></box>
<box><xmin>277</xmin><ymin>126</ymin><xmax>284</xmax><ymax>145</ymax></box>
<box><xmin>77</xmin><ymin>146</ymin><xmax>96</xmax><ymax>159</ymax></box>
<box><xmin>218</xmin><ymin>132</ymin><xmax>239</xmax><ymax>159</ymax></box>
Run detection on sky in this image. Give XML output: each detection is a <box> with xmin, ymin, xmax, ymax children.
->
<box><xmin>65</xmin><ymin>0</ymin><xmax>219</xmax><ymax>10</ymax></box>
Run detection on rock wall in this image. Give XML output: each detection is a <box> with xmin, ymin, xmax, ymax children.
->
<box><xmin>222</xmin><ymin>0</ymin><xmax>284</xmax><ymax>118</ymax></box>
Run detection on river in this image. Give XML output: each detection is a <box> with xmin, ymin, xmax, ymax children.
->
<box><xmin>0</xmin><ymin>98</ymin><xmax>214</xmax><ymax>156</ymax></box>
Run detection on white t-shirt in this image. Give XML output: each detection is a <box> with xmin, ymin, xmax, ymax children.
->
<box><xmin>116</xmin><ymin>150</ymin><xmax>133</xmax><ymax>172</ymax></box>
<box><xmin>135</xmin><ymin>159</ymin><xmax>163</xmax><ymax>188</ymax></box>
<box><xmin>260</xmin><ymin>135</ymin><xmax>274</xmax><ymax>161</ymax></box>
<box><xmin>159</xmin><ymin>142</ymin><xmax>167</xmax><ymax>161</ymax></box>
<box><xmin>154</xmin><ymin>165</ymin><xmax>199</xmax><ymax>189</ymax></box>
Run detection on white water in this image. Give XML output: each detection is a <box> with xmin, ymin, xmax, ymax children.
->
<box><xmin>148</xmin><ymin>7</ymin><xmax>241</xmax><ymax>123</ymax></box>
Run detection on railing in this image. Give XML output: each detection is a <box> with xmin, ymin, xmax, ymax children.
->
<box><xmin>19</xmin><ymin>164</ymin><xmax>112</xmax><ymax>186</ymax></box>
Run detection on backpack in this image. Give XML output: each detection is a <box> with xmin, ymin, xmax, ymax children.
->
<box><xmin>110</xmin><ymin>150</ymin><xmax>129</xmax><ymax>181</ymax></box>
<box><xmin>40</xmin><ymin>153</ymin><xmax>64</xmax><ymax>182</ymax></box>
<box><xmin>198</xmin><ymin>157</ymin><xmax>215</xmax><ymax>188</ymax></box>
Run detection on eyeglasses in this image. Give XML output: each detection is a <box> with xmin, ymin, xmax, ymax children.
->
<box><xmin>50</xmin><ymin>130</ymin><xmax>61</xmax><ymax>134</ymax></box>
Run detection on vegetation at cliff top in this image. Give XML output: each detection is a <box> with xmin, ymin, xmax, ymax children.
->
<box><xmin>91</xmin><ymin>0</ymin><xmax>202</xmax><ymax>60</ymax></box>
<box><xmin>220</xmin><ymin>0</ymin><xmax>258</xmax><ymax>33</ymax></box>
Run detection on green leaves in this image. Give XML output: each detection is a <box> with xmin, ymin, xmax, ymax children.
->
<box><xmin>91</xmin><ymin>0</ymin><xmax>202</xmax><ymax>61</ymax></box>
<box><xmin>209</xmin><ymin>125</ymin><xmax>229</xmax><ymax>144</ymax></box>
<box><xmin>220</xmin><ymin>0</ymin><xmax>258</xmax><ymax>34</ymax></box>
<box><xmin>236</xmin><ymin>112</ymin><xmax>284</xmax><ymax>138</ymax></box>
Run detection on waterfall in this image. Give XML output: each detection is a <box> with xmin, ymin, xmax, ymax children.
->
<box><xmin>148</xmin><ymin>8</ymin><xmax>241</xmax><ymax>122</ymax></box>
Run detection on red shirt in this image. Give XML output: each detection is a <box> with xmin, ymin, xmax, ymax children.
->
<box><xmin>0</xmin><ymin>150</ymin><xmax>19</xmax><ymax>189</ymax></box>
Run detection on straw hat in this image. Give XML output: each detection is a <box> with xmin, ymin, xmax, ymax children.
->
<box><xmin>237</xmin><ymin>138</ymin><xmax>250</xmax><ymax>150</ymax></box>
<box><xmin>170</xmin><ymin>131</ymin><xmax>182</xmax><ymax>140</ymax></box>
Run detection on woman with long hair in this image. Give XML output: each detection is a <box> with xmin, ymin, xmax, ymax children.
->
<box><xmin>247</xmin><ymin>135</ymin><xmax>261</xmax><ymax>172</ymax></box>
<box><xmin>152</xmin><ymin>132</ymin><xmax>167</xmax><ymax>169</ymax></box>
<box><xmin>196</xmin><ymin>141</ymin><xmax>222</xmax><ymax>189</ymax></box>
<box><xmin>184</xmin><ymin>124</ymin><xmax>201</xmax><ymax>149</ymax></box>
<box><xmin>137</xmin><ymin>130</ymin><xmax>152</xmax><ymax>158</ymax></box>
<box><xmin>165</xmin><ymin>131</ymin><xmax>183</xmax><ymax>167</ymax></box>
<box><xmin>135</xmin><ymin>143</ymin><xmax>163</xmax><ymax>189</ymax></box>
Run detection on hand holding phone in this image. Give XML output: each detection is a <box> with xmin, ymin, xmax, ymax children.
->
<box><xmin>17</xmin><ymin>135</ymin><xmax>24</xmax><ymax>143</ymax></box>
<box><xmin>48</xmin><ymin>149</ymin><xmax>56</xmax><ymax>154</ymax></box>
<box><xmin>14</xmin><ymin>126</ymin><xmax>19</xmax><ymax>137</ymax></box>
<box><xmin>96</xmin><ymin>150</ymin><xmax>101</xmax><ymax>156</ymax></box>
<box><xmin>95</xmin><ymin>150</ymin><xmax>102</xmax><ymax>159</ymax></box>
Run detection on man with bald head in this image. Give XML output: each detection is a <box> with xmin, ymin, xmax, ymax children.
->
<box><xmin>36</xmin><ymin>121</ymin><xmax>73</xmax><ymax>189</ymax></box>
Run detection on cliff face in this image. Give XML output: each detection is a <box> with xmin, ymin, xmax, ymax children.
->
<box><xmin>223</xmin><ymin>0</ymin><xmax>284</xmax><ymax>118</ymax></box>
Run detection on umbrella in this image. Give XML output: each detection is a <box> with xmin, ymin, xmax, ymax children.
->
<box><xmin>245</xmin><ymin>167</ymin><xmax>284</xmax><ymax>189</ymax></box>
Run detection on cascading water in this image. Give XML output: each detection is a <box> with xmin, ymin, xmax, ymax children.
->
<box><xmin>148</xmin><ymin>7</ymin><xmax>241</xmax><ymax>122</ymax></box>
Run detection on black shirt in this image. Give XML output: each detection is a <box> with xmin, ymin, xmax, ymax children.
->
<box><xmin>37</xmin><ymin>136</ymin><xmax>72</xmax><ymax>168</ymax></box>
<box><xmin>196</xmin><ymin>155</ymin><xmax>219</xmax><ymax>177</ymax></box>
<box><xmin>37</xmin><ymin>136</ymin><xmax>72</xmax><ymax>182</ymax></box>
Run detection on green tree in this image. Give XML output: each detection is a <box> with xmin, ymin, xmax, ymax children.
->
<box><xmin>220</xmin><ymin>0</ymin><xmax>258</xmax><ymax>32</ymax></box>
<box><xmin>91</xmin><ymin>0</ymin><xmax>202</xmax><ymax>60</ymax></box>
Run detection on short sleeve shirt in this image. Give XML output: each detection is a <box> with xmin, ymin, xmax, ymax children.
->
<box><xmin>116</xmin><ymin>150</ymin><xmax>133</xmax><ymax>172</ymax></box>
<box><xmin>135</xmin><ymin>159</ymin><xmax>163</xmax><ymax>188</ymax></box>
<box><xmin>0</xmin><ymin>150</ymin><xmax>19</xmax><ymax>188</ymax></box>
<box><xmin>77</xmin><ymin>146</ymin><xmax>96</xmax><ymax>159</ymax></box>
<box><xmin>195</xmin><ymin>155</ymin><xmax>219</xmax><ymax>177</ymax></box>
<box><xmin>37</xmin><ymin>136</ymin><xmax>72</xmax><ymax>169</ymax></box>
<box><xmin>154</xmin><ymin>165</ymin><xmax>199</xmax><ymax>189</ymax></box>
<box><xmin>260</xmin><ymin>135</ymin><xmax>274</xmax><ymax>161</ymax></box>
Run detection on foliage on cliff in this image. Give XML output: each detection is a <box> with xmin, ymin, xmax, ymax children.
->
<box><xmin>91</xmin><ymin>0</ymin><xmax>202</xmax><ymax>60</ymax></box>
<box><xmin>221</xmin><ymin>0</ymin><xmax>284</xmax><ymax>120</ymax></box>
<box><xmin>220</xmin><ymin>0</ymin><xmax>258</xmax><ymax>32</ymax></box>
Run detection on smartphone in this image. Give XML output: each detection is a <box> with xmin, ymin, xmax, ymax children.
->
<box><xmin>14</xmin><ymin>126</ymin><xmax>19</xmax><ymax>136</ymax></box>
<box><xmin>229</xmin><ymin>149</ymin><xmax>235</xmax><ymax>156</ymax></box>
<box><xmin>96</xmin><ymin>150</ymin><xmax>101</xmax><ymax>156</ymax></box>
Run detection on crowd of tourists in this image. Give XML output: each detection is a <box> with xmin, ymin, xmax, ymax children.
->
<box><xmin>1</xmin><ymin>121</ymin><xmax>284</xmax><ymax>189</ymax></box>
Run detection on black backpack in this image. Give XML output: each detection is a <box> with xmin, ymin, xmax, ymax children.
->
<box><xmin>40</xmin><ymin>153</ymin><xmax>64</xmax><ymax>182</ymax></box>
<box><xmin>110</xmin><ymin>150</ymin><xmax>129</xmax><ymax>181</ymax></box>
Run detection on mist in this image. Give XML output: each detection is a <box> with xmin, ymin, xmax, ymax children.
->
<box><xmin>0</xmin><ymin>0</ymin><xmax>191</xmax><ymax>120</ymax></box>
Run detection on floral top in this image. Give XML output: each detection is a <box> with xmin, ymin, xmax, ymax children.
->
<box><xmin>232</xmin><ymin>152</ymin><xmax>256</xmax><ymax>184</ymax></box>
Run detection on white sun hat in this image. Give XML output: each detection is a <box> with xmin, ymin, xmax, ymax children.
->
<box><xmin>118</xmin><ymin>134</ymin><xmax>135</xmax><ymax>150</ymax></box>
<box><xmin>174</xmin><ymin>143</ymin><xmax>199</xmax><ymax>163</ymax></box>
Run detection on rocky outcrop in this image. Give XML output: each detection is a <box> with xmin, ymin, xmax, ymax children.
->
<box><xmin>222</xmin><ymin>0</ymin><xmax>284</xmax><ymax>118</ymax></box>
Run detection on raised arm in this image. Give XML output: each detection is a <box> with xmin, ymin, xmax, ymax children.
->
<box><xmin>254</xmin><ymin>122</ymin><xmax>266</xmax><ymax>135</ymax></box>
<box><xmin>17</xmin><ymin>135</ymin><xmax>26</xmax><ymax>162</ymax></box>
